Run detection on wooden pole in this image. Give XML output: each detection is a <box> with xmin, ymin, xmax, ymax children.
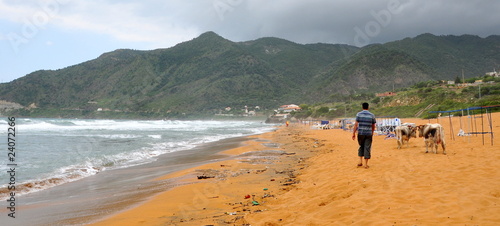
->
<box><xmin>481</xmin><ymin>107</ymin><xmax>485</xmax><ymax>145</ymax></box>
<box><xmin>448</xmin><ymin>113</ymin><xmax>454</xmax><ymax>141</ymax></box>
<box><xmin>488</xmin><ymin>111</ymin><xmax>493</xmax><ymax>146</ymax></box>
<box><xmin>467</xmin><ymin>108</ymin><xmax>471</xmax><ymax>143</ymax></box>
<box><xmin>474</xmin><ymin>111</ymin><xmax>478</xmax><ymax>137</ymax></box>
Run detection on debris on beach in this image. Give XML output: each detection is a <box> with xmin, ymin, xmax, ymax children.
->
<box><xmin>195</xmin><ymin>169</ymin><xmax>224</xmax><ymax>179</ymax></box>
<box><xmin>196</xmin><ymin>175</ymin><xmax>215</xmax><ymax>179</ymax></box>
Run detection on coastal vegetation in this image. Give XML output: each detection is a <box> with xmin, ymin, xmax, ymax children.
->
<box><xmin>292</xmin><ymin>76</ymin><xmax>500</xmax><ymax>120</ymax></box>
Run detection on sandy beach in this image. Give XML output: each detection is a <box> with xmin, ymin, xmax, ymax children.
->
<box><xmin>91</xmin><ymin>113</ymin><xmax>500</xmax><ymax>225</ymax></box>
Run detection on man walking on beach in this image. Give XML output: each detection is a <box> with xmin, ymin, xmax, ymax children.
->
<box><xmin>352</xmin><ymin>102</ymin><xmax>376</xmax><ymax>169</ymax></box>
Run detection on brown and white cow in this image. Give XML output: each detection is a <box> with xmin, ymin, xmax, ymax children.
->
<box><xmin>395</xmin><ymin>123</ymin><xmax>417</xmax><ymax>149</ymax></box>
<box><xmin>417</xmin><ymin>123</ymin><xmax>446</xmax><ymax>154</ymax></box>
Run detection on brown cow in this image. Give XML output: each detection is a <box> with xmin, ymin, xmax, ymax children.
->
<box><xmin>395</xmin><ymin>124</ymin><xmax>417</xmax><ymax>149</ymax></box>
<box><xmin>417</xmin><ymin>123</ymin><xmax>446</xmax><ymax>154</ymax></box>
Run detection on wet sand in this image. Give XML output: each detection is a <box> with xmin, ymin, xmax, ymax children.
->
<box><xmin>91</xmin><ymin>113</ymin><xmax>500</xmax><ymax>225</ymax></box>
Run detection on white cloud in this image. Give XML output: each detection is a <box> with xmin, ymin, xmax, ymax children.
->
<box><xmin>0</xmin><ymin>1</ymin><xmax>38</xmax><ymax>22</ymax></box>
<box><xmin>51</xmin><ymin>1</ymin><xmax>202</xmax><ymax>48</ymax></box>
<box><xmin>2</xmin><ymin>0</ymin><xmax>498</xmax><ymax>48</ymax></box>
<box><xmin>0</xmin><ymin>0</ymin><xmax>203</xmax><ymax>49</ymax></box>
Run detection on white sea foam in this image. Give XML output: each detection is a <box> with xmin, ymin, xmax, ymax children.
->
<box><xmin>0</xmin><ymin>161</ymin><xmax>103</xmax><ymax>199</ymax></box>
<box><xmin>97</xmin><ymin>134</ymin><xmax>143</xmax><ymax>139</ymax></box>
<box><xmin>148</xmin><ymin>135</ymin><xmax>162</xmax><ymax>139</ymax></box>
<box><xmin>0</xmin><ymin>118</ymin><xmax>274</xmax><ymax>197</ymax></box>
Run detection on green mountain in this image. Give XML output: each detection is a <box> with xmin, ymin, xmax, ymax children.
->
<box><xmin>384</xmin><ymin>33</ymin><xmax>500</xmax><ymax>79</ymax></box>
<box><xmin>0</xmin><ymin>32</ymin><xmax>499</xmax><ymax>118</ymax></box>
<box><xmin>309</xmin><ymin>44</ymin><xmax>434</xmax><ymax>100</ymax></box>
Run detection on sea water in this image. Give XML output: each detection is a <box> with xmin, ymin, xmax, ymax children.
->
<box><xmin>0</xmin><ymin>118</ymin><xmax>274</xmax><ymax>198</ymax></box>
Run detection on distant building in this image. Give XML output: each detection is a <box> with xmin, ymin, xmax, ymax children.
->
<box><xmin>376</xmin><ymin>92</ymin><xmax>397</xmax><ymax>97</ymax></box>
<box><xmin>447</xmin><ymin>81</ymin><xmax>455</xmax><ymax>85</ymax></box>
<box><xmin>278</xmin><ymin>104</ymin><xmax>301</xmax><ymax>112</ymax></box>
<box><xmin>485</xmin><ymin>70</ymin><xmax>499</xmax><ymax>77</ymax></box>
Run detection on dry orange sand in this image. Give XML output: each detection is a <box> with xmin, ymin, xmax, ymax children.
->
<box><xmin>92</xmin><ymin>112</ymin><xmax>500</xmax><ymax>225</ymax></box>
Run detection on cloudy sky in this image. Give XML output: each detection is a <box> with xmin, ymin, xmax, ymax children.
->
<box><xmin>1</xmin><ymin>0</ymin><xmax>499</xmax><ymax>83</ymax></box>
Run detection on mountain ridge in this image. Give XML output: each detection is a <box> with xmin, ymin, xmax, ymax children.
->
<box><xmin>1</xmin><ymin>32</ymin><xmax>499</xmax><ymax>117</ymax></box>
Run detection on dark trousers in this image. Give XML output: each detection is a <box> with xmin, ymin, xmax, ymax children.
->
<box><xmin>357</xmin><ymin>135</ymin><xmax>372</xmax><ymax>159</ymax></box>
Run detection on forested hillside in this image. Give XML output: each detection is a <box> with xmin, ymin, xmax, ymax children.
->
<box><xmin>0</xmin><ymin>32</ymin><xmax>498</xmax><ymax>118</ymax></box>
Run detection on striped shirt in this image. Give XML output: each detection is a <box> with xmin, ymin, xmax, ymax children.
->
<box><xmin>356</xmin><ymin>110</ymin><xmax>376</xmax><ymax>136</ymax></box>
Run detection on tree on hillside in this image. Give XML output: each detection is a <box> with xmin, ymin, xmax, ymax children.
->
<box><xmin>299</xmin><ymin>104</ymin><xmax>310</xmax><ymax>111</ymax></box>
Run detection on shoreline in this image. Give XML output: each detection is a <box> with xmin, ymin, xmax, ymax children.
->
<box><xmin>90</xmin><ymin>125</ymin><xmax>311</xmax><ymax>225</ymax></box>
<box><xmin>0</xmin><ymin>135</ymin><xmax>258</xmax><ymax>225</ymax></box>
<box><xmin>91</xmin><ymin>113</ymin><xmax>499</xmax><ymax>225</ymax></box>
